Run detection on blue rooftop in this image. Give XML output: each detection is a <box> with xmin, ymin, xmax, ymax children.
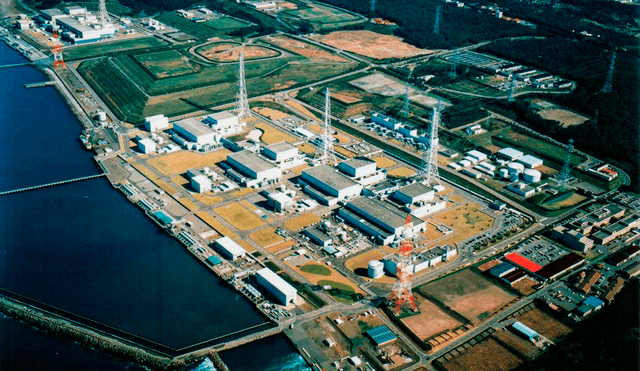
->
<box><xmin>323</xmin><ymin>246</ymin><xmax>338</xmax><ymax>255</ymax></box>
<box><xmin>152</xmin><ymin>211</ymin><xmax>173</xmax><ymax>226</ymax></box>
<box><xmin>206</xmin><ymin>256</ymin><xmax>222</xmax><ymax>266</ymax></box>
<box><xmin>511</xmin><ymin>321</ymin><xmax>538</xmax><ymax>340</ymax></box>
<box><xmin>583</xmin><ymin>296</ymin><xmax>605</xmax><ymax>309</ymax></box>
<box><xmin>366</xmin><ymin>325</ymin><xmax>397</xmax><ymax>346</ymax></box>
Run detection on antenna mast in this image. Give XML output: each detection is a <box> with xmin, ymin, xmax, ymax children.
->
<box><xmin>315</xmin><ymin>88</ymin><xmax>336</xmax><ymax>164</ymax></box>
<box><xmin>388</xmin><ymin>215</ymin><xmax>417</xmax><ymax>315</ymax></box>
<box><xmin>236</xmin><ymin>52</ymin><xmax>252</xmax><ymax>119</ymax></box>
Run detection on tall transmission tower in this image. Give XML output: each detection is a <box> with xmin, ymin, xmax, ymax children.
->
<box><xmin>433</xmin><ymin>6</ymin><xmax>442</xmax><ymax>34</ymax></box>
<box><xmin>370</xmin><ymin>0</ymin><xmax>376</xmax><ymax>14</ymax></box>
<box><xmin>557</xmin><ymin>139</ymin><xmax>574</xmax><ymax>189</ymax></box>
<box><xmin>52</xmin><ymin>29</ymin><xmax>65</xmax><ymax>68</ymax></box>
<box><xmin>507</xmin><ymin>78</ymin><xmax>516</xmax><ymax>102</ymax></box>
<box><xmin>98</xmin><ymin>0</ymin><xmax>109</xmax><ymax>26</ymax></box>
<box><xmin>315</xmin><ymin>88</ymin><xmax>336</xmax><ymax>164</ymax></box>
<box><xmin>423</xmin><ymin>104</ymin><xmax>442</xmax><ymax>186</ymax></box>
<box><xmin>401</xmin><ymin>82</ymin><xmax>411</xmax><ymax>118</ymax></box>
<box><xmin>601</xmin><ymin>51</ymin><xmax>616</xmax><ymax>93</ymax></box>
<box><xmin>388</xmin><ymin>215</ymin><xmax>417</xmax><ymax>315</ymax></box>
<box><xmin>236</xmin><ymin>52</ymin><xmax>251</xmax><ymax>120</ymax></box>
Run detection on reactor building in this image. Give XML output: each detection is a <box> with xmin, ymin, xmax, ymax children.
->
<box><xmin>256</xmin><ymin>268</ymin><xmax>297</xmax><ymax>305</ymax></box>
<box><xmin>300</xmin><ymin>165</ymin><xmax>363</xmax><ymax>206</ymax></box>
<box><xmin>225</xmin><ymin>150</ymin><xmax>282</xmax><ymax>187</ymax></box>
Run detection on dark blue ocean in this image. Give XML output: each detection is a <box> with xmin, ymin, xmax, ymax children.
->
<box><xmin>0</xmin><ymin>41</ymin><xmax>308</xmax><ymax>370</ymax></box>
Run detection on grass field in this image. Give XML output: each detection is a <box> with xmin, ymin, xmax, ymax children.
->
<box><xmin>279</xmin><ymin>2</ymin><xmax>363</xmax><ymax>29</ymax></box>
<box><xmin>214</xmin><ymin>202</ymin><xmax>265</xmax><ymax>231</ymax></box>
<box><xmin>372</xmin><ymin>156</ymin><xmax>397</xmax><ymax>169</ymax></box>
<box><xmin>300</xmin><ymin>264</ymin><xmax>331</xmax><ymax>276</ymax></box>
<box><xmin>176</xmin><ymin>197</ymin><xmax>199</xmax><ymax>212</ymax></box>
<box><xmin>435</xmin><ymin>338</ymin><xmax>523</xmax><ymax>371</ymax></box>
<box><xmin>136</xmin><ymin>50</ymin><xmax>201</xmax><ymax>78</ymax></box>
<box><xmin>431</xmin><ymin>203</ymin><xmax>494</xmax><ymax>246</ymax></box>
<box><xmin>254</xmin><ymin>122</ymin><xmax>298</xmax><ymax>144</ymax></box>
<box><xmin>155</xmin><ymin>13</ymin><xmax>221</xmax><ymax>40</ymax></box>
<box><xmin>493</xmin><ymin>130</ymin><xmax>584</xmax><ymax>166</ymax></box>
<box><xmin>131</xmin><ymin>163</ymin><xmax>178</xmax><ymax>194</ymax></box>
<box><xmin>297</xmin><ymin>143</ymin><xmax>316</xmax><ymax>154</ymax></box>
<box><xmin>343</xmin><ymin>249</ymin><xmax>394</xmax><ymax>283</ymax></box>
<box><xmin>64</xmin><ymin>37</ymin><xmax>167</xmax><ymax>60</ymax></box>
<box><xmin>291</xmin><ymin>262</ymin><xmax>363</xmax><ymax>296</ymax></box>
<box><xmin>238</xmin><ymin>240</ymin><xmax>257</xmax><ymax>253</ymax></box>
<box><xmin>230</xmin><ymin>188</ymin><xmax>255</xmax><ymax>197</ymax></box>
<box><xmin>192</xmin><ymin>193</ymin><xmax>223</xmax><ymax>205</ymax></box>
<box><xmin>263</xmin><ymin>34</ymin><xmax>350</xmax><ymax>63</ymax></box>
<box><xmin>252</xmin><ymin>106</ymin><xmax>291</xmax><ymax>120</ymax></box>
<box><xmin>195</xmin><ymin>211</ymin><xmax>239</xmax><ymax>240</ymax></box>
<box><xmin>249</xmin><ymin>227</ymin><xmax>284</xmax><ymax>247</ymax></box>
<box><xmin>387</xmin><ymin>166</ymin><xmax>416</xmax><ymax>178</ymax></box>
<box><xmin>283</xmin><ymin>213</ymin><xmax>321</xmax><ymax>231</ymax></box>
<box><xmin>493</xmin><ymin>329</ymin><xmax>541</xmax><ymax>359</ymax></box>
<box><xmin>147</xmin><ymin>149</ymin><xmax>229</xmax><ymax>176</ymax></box>
<box><xmin>267</xmin><ymin>240</ymin><xmax>297</xmax><ymax>254</ymax></box>
<box><xmin>534</xmin><ymin>190</ymin><xmax>587</xmax><ymax>211</ymax></box>
<box><xmin>419</xmin><ymin>269</ymin><xmax>516</xmax><ymax>324</ymax></box>
<box><xmin>203</xmin><ymin>17</ymin><xmax>251</xmax><ymax>30</ymax></box>
<box><xmin>402</xmin><ymin>295</ymin><xmax>463</xmax><ymax>341</ymax></box>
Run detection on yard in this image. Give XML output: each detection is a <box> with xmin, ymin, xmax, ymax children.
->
<box><xmin>283</xmin><ymin>213</ymin><xmax>321</xmax><ymax>231</ymax></box>
<box><xmin>249</xmin><ymin>227</ymin><xmax>284</xmax><ymax>247</ymax></box>
<box><xmin>213</xmin><ymin>202</ymin><xmax>266</xmax><ymax>231</ymax></box>
<box><xmin>254</xmin><ymin>122</ymin><xmax>298</xmax><ymax>144</ymax></box>
<box><xmin>401</xmin><ymin>295</ymin><xmax>464</xmax><ymax>341</ymax></box>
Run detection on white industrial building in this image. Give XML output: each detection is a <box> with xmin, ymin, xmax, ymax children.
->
<box><xmin>261</xmin><ymin>142</ymin><xmax>305</xmax><ymax>169</ymax></box>
<box><xmin>173</xmin><ymin>118</ymin><xmax>218</xmax><ymax>145</ymax></box>
<box><xmin>226</xmin><ymin>150</ymin><xmax>282</xmax><ymax>187</ymax></box>
<box><xmin>145</xmin><ymin>114</ymin><xmax>169</xmax><ymax>132</ymax></box>
<box><xmin>338</xmin><ymin>197</ymin><xmax>426</xmax><ymax>245</ymax></box>
<box><xmin>466</xmin><ymin>150</ymin><xmax>488</xmax><ymax>163</ymax></box>
<box><xmin>38</xmin><ymin>8</ymin><xmax>116</xmax><ymax>44</ymax></box>
<box><xmin>497</xmin><ymin>147</ymin><xmax>524</xmax><ymax>161</ymax></box>
<box><xmin>203</xmin><ymin>111</ymin><xmax>243</xmax><ymax>135</ymax></box>
<box><xmin>392</xmin><ymin>183</ymin><xmax>446</xmax><ymax>217</ymax></box>
<box><xmin>256</xmin><ymin>268</ymin><xmax>297</xmax><ymax>305</ymax></box>
<box><xmin>301</xmin><ymin>165</ymin><xmax>363</xmax><ymax>206</ymax></box>
<box><xmin>191</xmin><ymin>174</ymin><xmax>212</xmax><ymax>193</ymax></box>
<box><xmin>137</xmin><ymin>137</ymin><xmax>156</xmax><ymax>154</ymax></box>
<box><xmin>338</xmin><ymin>158</ymin><xmax>385</xmax><ymax>186</ymax></box>
<box><xmin>214</xmin><ymin>236</ymin><xmax>247</xmax><ymax>261</ymax></box>
<box><xmin>267</xmin><ymin>192</ymin><xmax>294</xmax><ymax>212</ymax></box>
<box><xmin>506</xmin><ymin>182</ymin><xmax>536</xmax><ymax>197</ymax></box>
<box><xmin>517</xmin><ymin>154</ymin><xmax>543</xmax><ymax>168</ymax></box>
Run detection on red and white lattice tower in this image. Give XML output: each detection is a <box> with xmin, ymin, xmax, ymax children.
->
<box><xmin>388</xmin><ymin>214</ymin><xmax>417</xmax><ymax>315</ymax></box>
<box><xmin>52</xmin><ymin>29</ymin><xmax>65</xmax><ymax>68</ymax></box>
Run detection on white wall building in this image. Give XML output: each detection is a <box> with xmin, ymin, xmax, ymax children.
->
<box><xmin>268</xmin><ymin>192</ymin><xmax>294</xmax><ymax>212</ymax></box>
<box><xmin>256</xmin><ymin>268</ymin><xmax>297</xmax><ymax>305</ymax></box>
<box><xmin>301</xmin><ymin>165</ymin><xmax>363</xmax><ymax>206</ymax></box>
<box><xmin>214</xmin><ymin>236</ymin><xmax>247</xmax><ymax>261</ymax></box>
<box><xmin>191</xmin><ymin>174</ymin><xmax>212</xmax><ymax>193</ymax></box>
<box><xmin>137</xmin><ymin>138</ymin><xmax>156</xmax><ymax>154</ymax></box>
<box><xmin>203</xmin><ymin>112</ymin><xmax>243</xmax><ymax>135</ymax></box>
<box><xmin>173</xmin><ymin>118</ymin><xmax>218</xmax><ymax>145</ymax></box>
<box><xmin>226</xmin><ymin>151</ymin><xmax>282</xmax><ymax>187</ymax></box>
<box><xmin>145</xmin><ymin>114</ymin><xmax>170</xmax><ymax>132</ymax></box>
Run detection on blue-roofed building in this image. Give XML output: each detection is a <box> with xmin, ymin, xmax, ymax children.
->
<box><xmin>152</xmin><ymin>211</ymin><xmax>174</xmax><ymax>226</ymax></box>
<box><xmin>510</xmin><ymin>321</ymin><xmax>539</xmax><ymax>341</ymax></box>
<box><xmin>490</xmin><ymin>262</ymin><xmax>517</xmax><ymax>278</ymax></box>
<box><xmin>583</xmin><ymin>296</ymin><xmax>605</xmax><ymax>311</ymax></box>
<box><xmin>323</xmin><ymin>246</ymin><xmax>338</xmax><ymax>256</ymax></box>
<box><xmin>366</xmin><ymin>325</ymin><xmax>397</xmax><ymax>346</ymax></box>
<box><xmin>206</xmin><ymin>256</ymin><xmax>222</xmax><ymax>266</ymax></box>
<box><xmin>575</xmin><ymin>304</ymin><xmax>593</xmax><ymax>317</ymax></box>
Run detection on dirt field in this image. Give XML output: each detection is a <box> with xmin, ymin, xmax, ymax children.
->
<box><xmin>419</xmin><ymin>269</ymin><xmax>516</xmax><ymax>324</ymax></box>
<box><xmin>213</xmin><ymin>202</ymin><xmax>265</xmax><ymax>231</ymax></box>
<box><xmin>252</xmin><ymin>106</ymin><xmax>290</xmax><ymax>120</ymax></box>
<box><xmin>192</xmin><ymin>193</ymin><xmax>223</xmax><ymax>205</ymax></box>
<box><xmin>511</xmin><ymin>277</ymin><xmax>538</xmax><ymax>296</ymax></box>
<box><xmin>431</xmin><ymin>203</ymin><xmax>495</xmax><ymax>246</ymax></box>
<box><xmin>372</xmin><ymin>156</ymin><xmax>397</xmax><ymax>168</ymax></box>
<box><xmin>334</xmin><ymin>146</ymin><xmax>356</xmax><ymax>158</ymax></box>
<box><xmin>131</xmin><ymin>163</ymin><xmax>178</xmax><ymax>195</ymax></box>
<box><xmin>477</xmin><ymin>259</ymin><xmax>503</xmax><ymax>272</ymax></box>
<box><xmin>349</xmin><ymin>73</ymin><xmax>406</xmax><ymax>96</ymax></box>
<box><xmin>402</xmin><ymin>296</ymin><xmax>463</xmax><ymax>340</ymax></box>
<box><xmin>176</xmin><ymin>197</ymin><xmax>198</xmax><ymax>212</ymax></box>
<box><xmin>343</xmin><ymin>249</ymin><xmax>395</xmax><ymax>284</ymax></box>
<box><xmin>297</xmin><ymin>143</ymin><xmax>316</xmax><ymax>154</ymax></box>
<box><xmin>147</xmin><ymin>149</ymin><xmax>230</xmax><ymax>175</ymax></box>
<box><xmin>286</xmin><ymin>99</ymin><xmax>322</xmax><ymax>120</ymax></box>
<box><xmin>137</xmin><ymin>50</ymin><xmax>200</xmax><ymax>78</ymax></box>
<box><xmin>387</xmin><ymin>166</ymin><xmax>416</xmax><ymax>178</ymax></box>
<box><xmin>254</xmin><ymin>122</ymin><xmax>298</xmax><ymax>144</ymax></box>
<box><xmin>538</xmin><ymin>109</ymin><xmax>588</xmax><ymax>127</ymax></box>
<box><xmin>267</xmin><ymin>239</ymin><xmax>296</xmax><ymax>254</ymax></box>
<box><xmin>238</xmin><ymin>240</ymin><xmax>257</xmax><ymax>253</ymax></box>
<box><xmin>410</xmin><ymin>94</ymin><xmax>451</xmax><ymax>108</ymax></box>
<box><xmin>492</xmin><ymin>329</ymin><xmax>541</xmax><ymax>359</ymax></box>
<box><xmin>291</xmin><ymin>163</ymin><xmax>310</xmax><ymax>174</ymax></box>
<box><xmin>195</xmin><ymin>211</ymin><xmax>239</xmax><ymax>240</ymax></box>
<box><xmin>436</xmin><ymin>338</ymin><xmax>523</xmax><ymax>371</ymax></box>
<box><xmin>249</xmin><ymin>227</ymin><xmax>284</xmax><ymax>247</ymax></box>
<box><xmin>283</xmin><ymin>213</ymin><xmax>321</xmax><ymax>231</ymax></box>
<box><xmin>515</xmin><ymin>307</ymin><xmax>572</xmax><ymax>340</ymax></box>
<box><xmin>307</xmin><ymin>123</ymin><xmax>322</xmax><ymax>133</ymax></box>
<box><xmin>333</xmin><ymin>133</ymin><xmax>351</xmax><ymax>143</ymax></box>
<box><xmin>332</xmin><ymin>90</ymin><xmax>364</xmax><ymax>104</ymax></box>
<box><xmin>263</xmin><ymin>35</ymin><xmax>349</xmax><ymax>63</ymax></box>
<box><xmin>311</xmin><ymin>31</ymin><xmax>433</xmax><ymax>60</ymax></box>
<box><xmin>202</xmin><ymin>45</ymin><xmax>281</xmax><ymax>63</ymax></box>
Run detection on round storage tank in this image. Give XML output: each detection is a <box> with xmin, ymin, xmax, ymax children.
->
<box><xmin>507</xmin><ymin>162</ymin><xmax>525</xmax><ymax>174</ymax></box>
<box><xmin>509</xmin><ymin>172</ymin><xmax>520</xmax><ymax>182</ymax></box>
<box><xmin>96</xmin><ymin>111</ymin><xmax>107</xmax><ymax>122</ymax></box>
<box><xmin>499</xmin><ymin>168</ymin><xmax>510</xmax><ymax>179</ymax></box>
<box><xmin>523</xmin><ymin>169</ymin><xmax>542</xmax><ymax>183</ymax></box>
<box><xmin>368</xmin><ymin>260</ymin><xmax>384</xmax><ymax>279</ymax></box>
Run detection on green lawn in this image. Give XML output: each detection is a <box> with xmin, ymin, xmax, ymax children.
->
<box><xmin>63</xmin><ymin>37</ymin><xmax>167</xmax><ymax>60</ymax></box>
<box><xmin>203</xmin><ymin>17</ymin><xmax>251</xmax><ymax>30</ymax></box>
<box><xmin>300</xmin><ymin>264</ymin><xmax>331</xmax><ymax>276</ymax></box>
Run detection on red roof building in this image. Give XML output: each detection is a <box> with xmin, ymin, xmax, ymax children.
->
<box><xmin>505</xmin><ymin>252</ymin><xmax>542</xmax><ymax>272</ymax></box>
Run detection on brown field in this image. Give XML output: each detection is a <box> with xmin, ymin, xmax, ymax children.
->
<box><xmin>203</xmin><ymin>45</ymin><xmax>280</xmax><ymax>62</ymax></box>
<box><xmin>436</xmin><ymin>338</ymin><xmax>523</xmax><ymax>371</ymax></box>
<box><xmin>230</xmin><ymin>188</ymin><xmax>255</xmax><ymax>197</ymax></box>
<box><xmin>267</xmin><ymin>239</ymin><xmax>296</xmax><ymax>254</ymax></box>
<box><xmin>249</xmin><ymin>227</ymin><xmax>284</xmax><ymax>247</ymax></box>
<box><xmin>343</xmin><ymin>248</ymin><xmax>394</xmax><ymax>284</ymax></box>
<box><xmin>311</xmin><ymin>31</ymin><xmax>433</xmax><ymax>60</ymax></box>
<box><xmin>286</xmin><ymin>99</ymin><xmax>322</xmax><ymax>121</ymax></box>
<box><xmin>147</xmin><ymin>149</ymin><xmax>230</xmax><ymax>176</ymax></box>
<box><xmin>279</xmin><ymin>1</ymin><xmax>298</xmax><ymax>10</ymax></box>
<box><xmin>283</xmin><ymin>213</ymin><xmax>321</xmax><ymax>231</ymax></box>
<box><xmin>306</xmin><ymin>123</ymin><xmax>322</xmax><ymax>133</ymax></box>
<box><xmin>387</xmin><ymin>166</ymin><xmax>416</xmax><ymax>178</ymax></box>
<box><xmin>170</xmin><ymin>175</ymin><xmax>189</xmax><ymax>186</ymax></box>
<box><xmin>131</xmin><ymin>163</ymin><xmax>178</xmax><ymax>194</ymax></box>
<box><xmin>195</xmin><ymin>211</ymin><xmax>239</xmax><ymax>240</ymax></box>
<box><xmin>331</xmin><ymin>90</ymin><xmax>363</xmax><ymax>104</ymax></box>
<box><xmin>264</xmin><ymin>34</ymin><xmax>349</xmax><ymax>63</ymax></box>
<box><xmin>419</xmin><ymin>269</ymin><xmax>516</xmax><ymax>324</ymax></box>
<box><xmin>176</xmin><ymin>197</ymin><xmax>199</xmax><ymax>212</ymax></box>
<box><xmin>297</xmin><ymin>143</ymin><xmax>316</xmax><ymax>154</ymax></box>
<box><xmin>252</xmin><ymin>106</ymin><xmax>290</xmax><ymax>120</ymax></box>
<box><xmin>333</xmin><ymin>133</ymin><xmax>351</xmax><ymax>143</ymax></box>
<box><xmin>254</xmin><ymin>122</ymin><xmax>297</xmax><ymax>144</ymax></box>
<box><xmin>402</xmin><ymin>296</ymin><xmax>463</xmax><ymax>340</ymax></box>
<box><xmin>432</xmin><ymin>203</ymin><xmax>495</xmax><ymax>246</ymax></box>
<box><xmin>493</xmin><ymin>329</ymin><xmax>541</xmax><ymax>359</ymax></box>
<box><xmin>538</xmin><ymin>109</ymin><xmax>588</xmax><ymax>127</ymax></box>
<box><xmin>237</xmin><ymin>240</ymin><xmax>257</xmax><ymax>253</ymax></box>
<box><xmin>334</xmin><ymin>146</ymin><xmax>356</xmax><ymax>158</ymax></box>
<box><xmin>537</xmin><ymin>165</ymin><xmax>558</xmax><ymax>175</ymax></box>
<box><xmin>290</xmin><ymin>262</ymin><xmax>364</xmax><ymax>294</ymax></box>
<box><xmin>213</xmin><ymin>202</ymin><xmax>265</xmax><ymax>231</ymax></box>
<box><xmin>516</xmin><ymin>307</ymin><xmax>572</xmax><ymax>340</ymax></box>
<box><xmin>372</xmin><ymin>156</ymin><xmax>397</xmax><ymax>169</ymax></box>
<box><xmin>419</xmin><ymin>225</ymin><xmax>447</xmax><ymax>246</ymax></box>
<box><xmin>511</xmin><ymin>277</ymin><xmax>538</xmax><ymax>296</ymax></box>
<box><xmin>447</xmin><ymin>194</ymin><xmax>466</xmax><ymax>204</ymax></box>
<box><xmin>192</xmin><ymin>193</ymin><xmax>223</xmax><ymax>205</ymax></box>
<box><xmin>477</xmin><ymin>259</ymin><xmax>503</xmax><ymax>272</ymax></box>
<box><xmin>291</xmin><ymin>163</ymin><xmax>310</xmax><ymax>174</ymax></box>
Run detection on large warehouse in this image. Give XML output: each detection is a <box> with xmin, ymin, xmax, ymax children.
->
<box><xmin>203</xmin><ymin>111</ymin><xmax>243</xmax><ymax>135</ymax></box>
<box><xmin>173</xmin><ymin>118</ymin><xmax>218</xmax><ymax>145</ymax></box>
<box><xmin>226</xmin><ymin>150</ymin><xmax>282</xmax><ymax>187</ymax></box>
<box><xmin>338</xmin><ymin>158</ymin><xmax>385</xmax><ymax>186</ymax></box>
<box><xmin>301</xmin><ymin>165</ymin><xmax>362</xmax><ymax>206</ymax></box>
<box><xmin>256</xmin><ymin>268</ymin><xmax>297</xmax><ymax>305</ymax></box>
<box><xmin>338</xmin><ymin>197</ymin><xmax>426</xmax><ymax>245</ymax></box>
<box><xmin>391</xmin><ymin>183</ymin><xmax>446</xmax><ymax>217</ymax></box>
<box><xmin>261</xmin><ymin>142</ymin><xmax>304</xmax><ymax>168</ymax></box>
<box><xmin>213</xmin><ymin>236</ymin><xmax>247</xmax><ymax>261</ymax></box>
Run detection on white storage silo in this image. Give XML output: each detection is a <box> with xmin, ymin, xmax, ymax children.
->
<box><xmin>499</xmin><ymin>168</ymin><xmax>510</xmax><ymax>179</ymax></box>
<box><xmin>522</xmin><ymin>169</ymin><xmax>542</xmax><ymax>183</ymax></box>
<box><xmin>368</xmin><ymin>260</ymin><xmax>384</xmax><ymax>279</ymax></box>
<box><xmin>507</xmin><ymin>162</ymin><xmax>525</xmax><ymax>174</ymax></box>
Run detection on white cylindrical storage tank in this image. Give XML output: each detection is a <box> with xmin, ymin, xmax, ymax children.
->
<box><xmin>499</xmin><ymin>168</ymin><xmax>510</xmax><ymax>179</ymax></box>
<box><xmin>523</xmin><ymin>169</ymin><xmax>542</xmax><ymax>183</ymax></box>
<box><xmin>368</xmin><ymin>260</ymin><xmax>384</xmax><ymax>279</ymax></box>
<box><xmin>507</xmin><ymin>162</ymin><xmax>525</xmax><ymax>174</ymax></box>
<box><xmin>509</xmin><ymin>172</ymin><xmax>520</xmax><ymax>182</ymax></box>
<box><xmin>96</xmin><ymin>111</ymin><xmax>107</xmax><ymax>122</ymax></box>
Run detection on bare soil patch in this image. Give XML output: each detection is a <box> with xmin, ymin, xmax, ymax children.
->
<box><xmin>264</xmin><ymin>35</ymin><xmax>349</xmax><ymax>62</ymax></box>
<box><xmin>515</xmin><ymin>307</ymin><xmax>572</xmax><ymax>340</ymax></box>
<box><xmin>436</xmin><ymin>338</ymin><xmax>523</xmax><ymax>371</ymax></box>
<box><xmin>538</xmin><ymin>109</ymin><xmax>588</xmax><ymax>127</ymax></box>
<box><xmin>402</xmin><ymin>296</ymin><xmax>463</xmax><ymax>340</ymax></box>
<box><xmin>311</xmin><ymin>31</ymin><xmax>433</xmax><ymax>60</ymax></box>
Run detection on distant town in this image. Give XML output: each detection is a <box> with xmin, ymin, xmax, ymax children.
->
<box><xmin>0</xmin><ymin>0</ymin><xmax>638</xmax><ymax>370</ymax></box>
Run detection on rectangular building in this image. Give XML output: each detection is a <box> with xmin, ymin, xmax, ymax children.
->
<box><xmin>145</xmin><ymin>114</ymin><xmax>169</xmax><ymax>132</ymax></box>
<box><xmin>191</xmin><ymin>174</ymin><xmax>212</xmax><ymax>193</ymax></box>
<box><xmin>497</xmin><ymin>147</ymin><xmax>524</xmax><ymax>161</ymax></box>
<box><xmin>301</xmin><ymin>165</ymin><xmax>362</xmax><ymax>205</ymax></box>
<box><xmin>173</xmin><ymin>118</ymin><xmax>217</xmax><ymax>145</ymax></box>
<box><xmin>256</xmin><ymin>268</ymin><xmax>297</xmax><ymax>305</ymax></box>
<box><xmin>227</xmin><ymin>151</ymin><xmax>282</xmax><ymax>186</ymax></box>
<box><xmin>203</xmin><ymin>111</ymin><xmax>242</xmax><ymax>135</ymax></box>
<box><xmin>392</xmin><ymin>183</ymin><xmax>434</xmax><ymax>205</ymax></box>
<box><xmin>214</xmin><ymin>236</ymin><xmax>247</xmax><ymax>261</ymax></box>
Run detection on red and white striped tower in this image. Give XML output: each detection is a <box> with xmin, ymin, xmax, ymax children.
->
<box><xmin>52</xmin><ymin>29</ymin><xmax>65</xmax><ymax>68</ymax></box>
<box><xmin>388</xmin><ymin>214</ymin><xmax>417</xmax><ymax>315</ymax></box>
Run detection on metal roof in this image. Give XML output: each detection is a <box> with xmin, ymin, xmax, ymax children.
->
<box><xmin>228</xmin><ymin>151</ymin><xmax>278</xmax><ymax>174</ymax></box>
<box><xmin>152</xmin><ymin>211</ymin><xmax>173</xmax><ymax>226</ymax></box>
<box><xmin>505</xmin><ymin>252</ymin><xmax>542</xmax><ymax>272</ymax></box>
<box><xmin>583</xmin><ymin>296</ymin><xmax>604</xmax><ymax>309</ymax></box>
<box><xmin>208</xmin><ymin>111</ymin><xmax>236</xmax><ymax>121</ymax></box>
<box><xmin>303</xmin><ymin>165</ymin><xmax>360</xmax><ymax>191</ymax></box>
<box><xmin>206</xmin><ymin>256</ymin><xmax>222</xmax><ymax>266</ymax></box>
<box><xmin>265</xmin><ymin>141</ymin><xmax>297</xmax><ymax>154</ymax></box>
<box><xmin>256</xmin><ymin>268</ymin><xmax>297</xmax><ymax>296</ymax></box>
<box><xmin>366</xmin><ymin>325</ymin><xmax>397</xmax><ymax>346</ymax></box>
<box><xmin>498</xmin><ymin>147</ymin><xmax>524</xmax><ymax>159</ymax></box>
<box><xmin>214</xmin><ymin>236</ymin><xmax>246</xmax><ymax>257</ymax></box>
<box><xmin>511</xmin><ymin>321</ymin><xmax>538</xmax><ymax>339</ymax></box>
<box><xmin>518</xmin><ymin>154</ymin><xmax>543</xmax><ymax>166</ymax></box>
<box><xmin>347</xmin><ymin>197</ymin><xmax>419</xmax><ymax>231</ymax></box>
<box><xmin>174</xmin><ymin>118</ymin><xmax>215</xmax><ymax>137</ymax></box>
<box><xmin>395</xmin><ymin>183</ymin><xmax>432</xmax><ymax>200</ymax></box>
